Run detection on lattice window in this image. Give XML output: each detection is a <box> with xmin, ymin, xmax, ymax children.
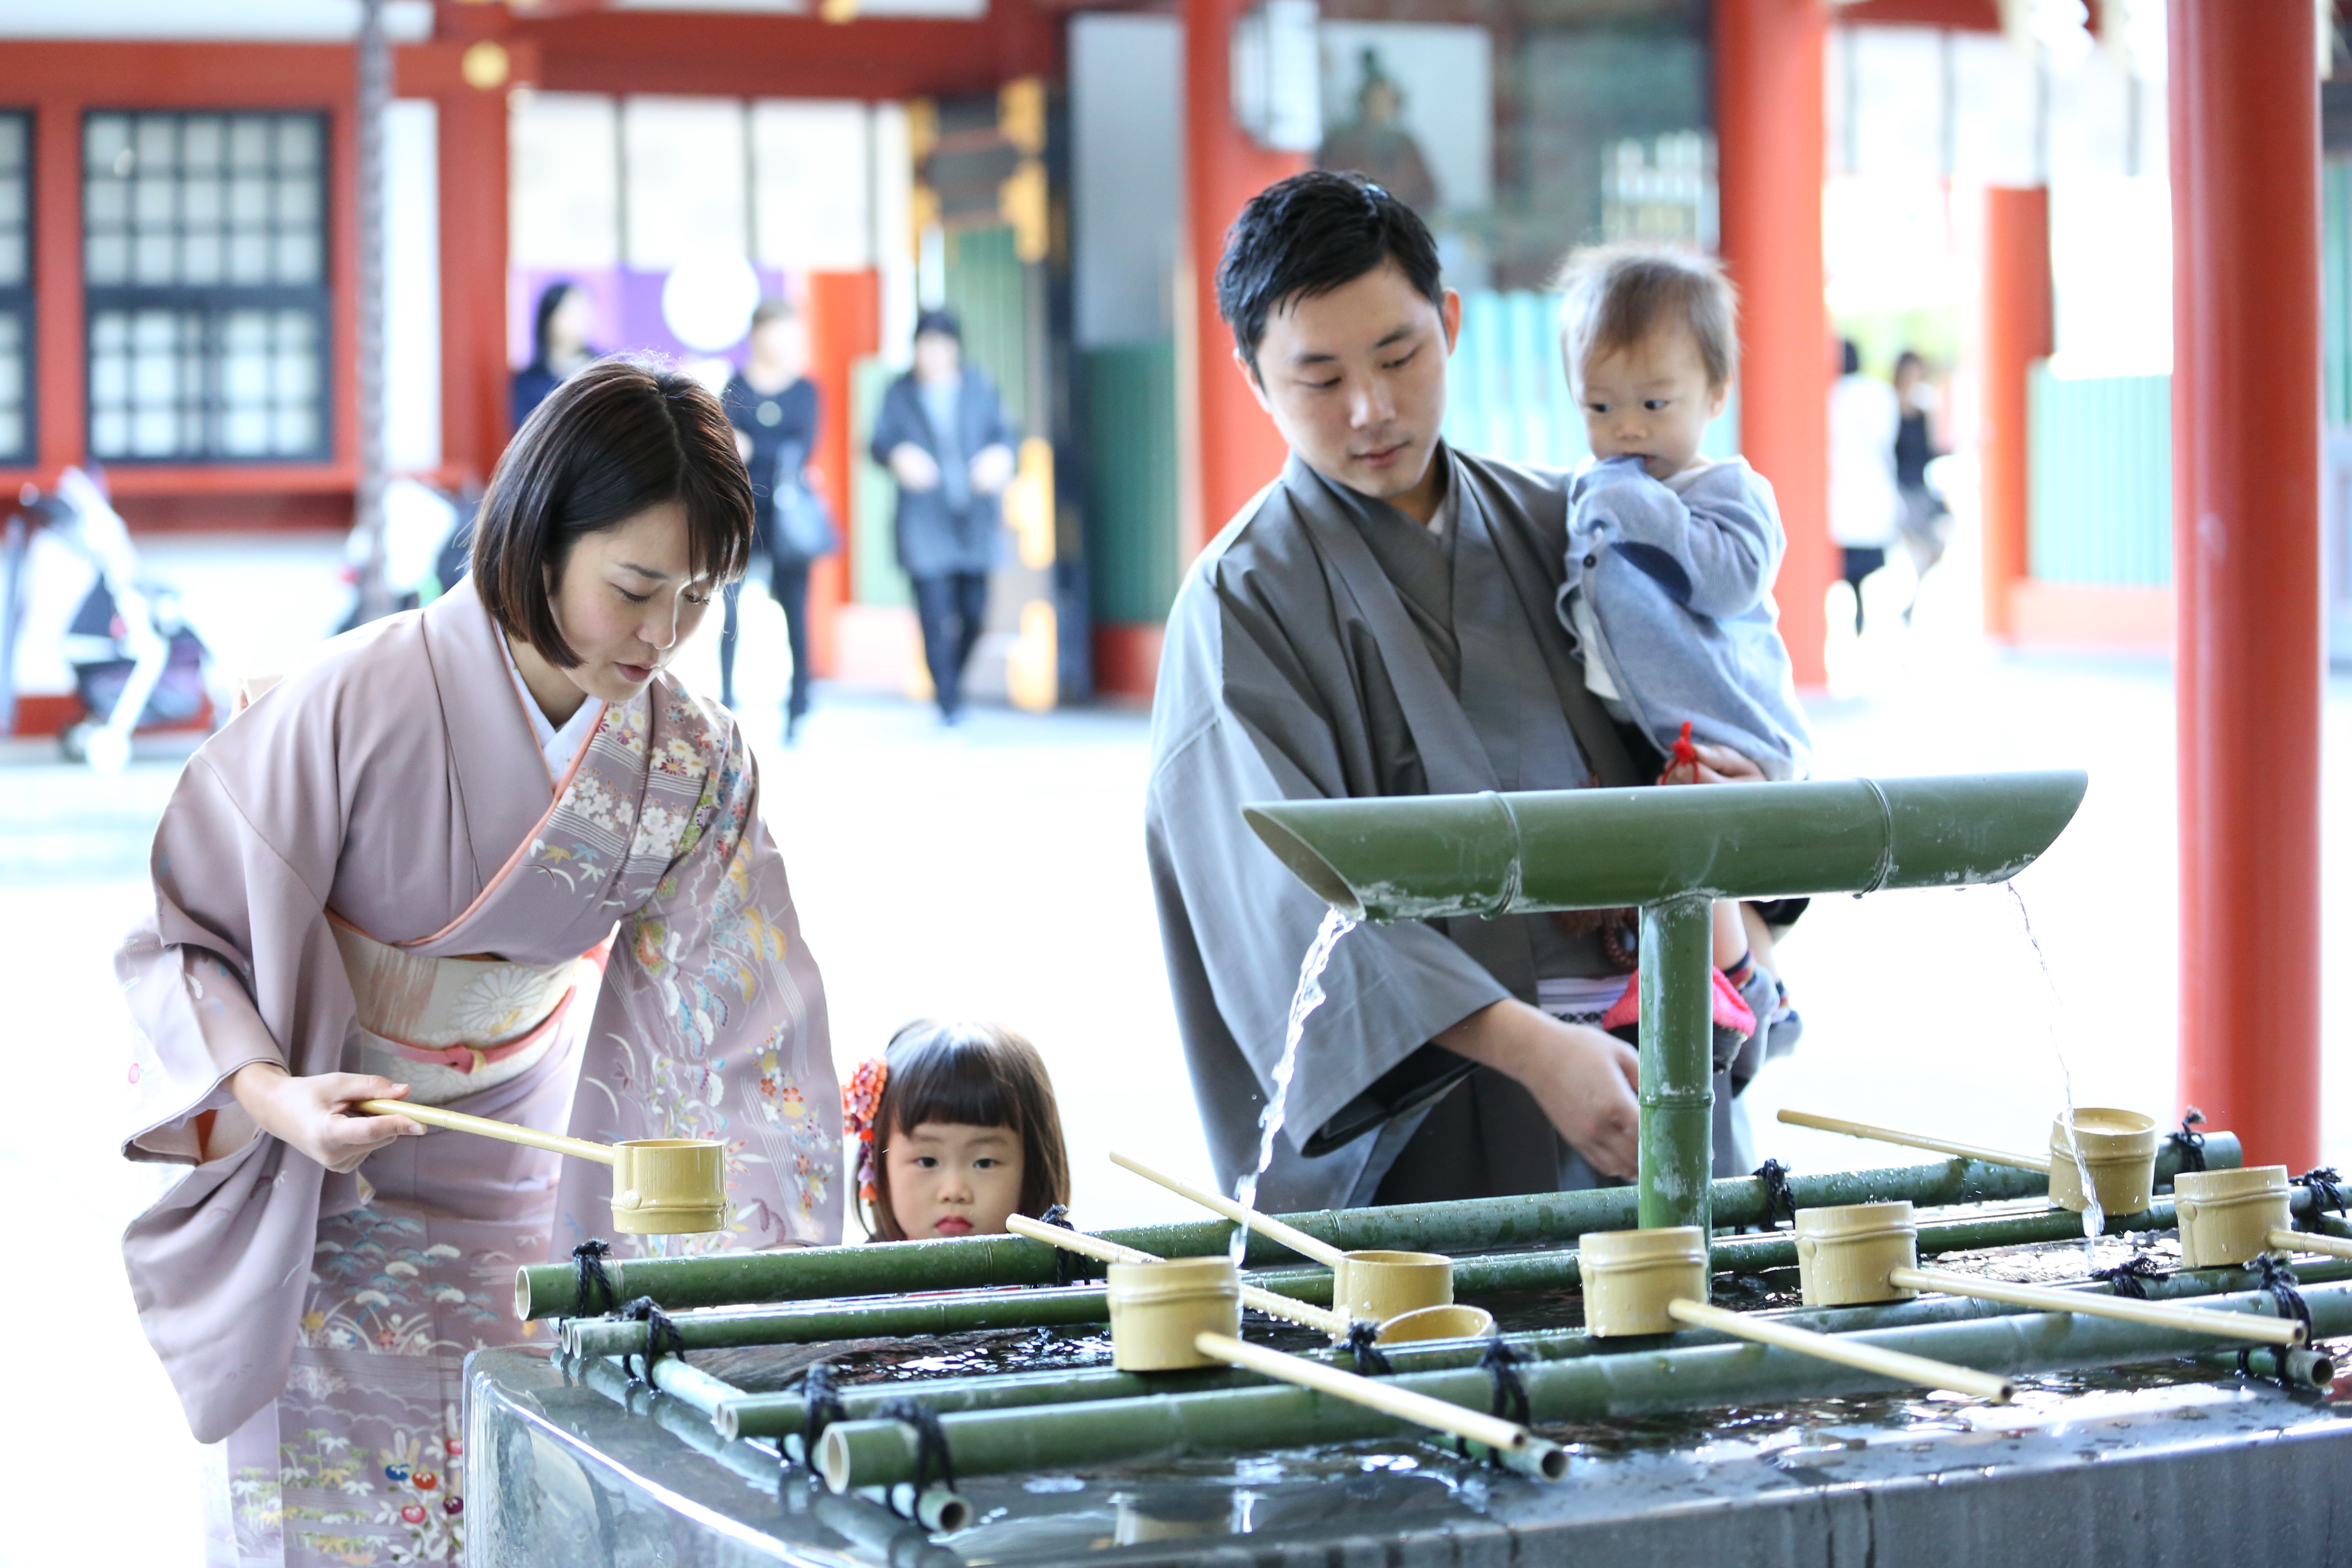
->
<box><xmin>0</xmin><ymin>112</ymin><xmax>30</xmax><ymax>464</ymax></box>
<box><xmin>83</xmin><ymin>110</ymin><xmax>330</xmax><ymax>462</ymax></box>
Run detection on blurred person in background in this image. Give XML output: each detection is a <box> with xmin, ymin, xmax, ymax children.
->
<box><xmin>1891</xmin><ymin>349</ymin><xmax>1951</xmax><ymax>626</ymax></box>
<box><xmin>1826</xmin><ymin>338</ymin><xmax>1900</xmax><ymax>635</ymax></box>
<box><xmin>116</xmin><ymin>359</ymin><xmax>840</xmax><ymax>1568</ymax></box>
<box><xmin>720</xmin><ymin>295</ymin><xmax>825</xmax><ymax>739</ymax></box>
<box><xmin>511</xmin><ymin>281</ymin><xmax>599</xmax><ymax>431</ymax></box>
<box><xmin>869</xmin><ymin>309</ymin><xmax>1018</xmax><ymax>726</ymax></box>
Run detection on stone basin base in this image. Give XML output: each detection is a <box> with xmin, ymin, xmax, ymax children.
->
<box><xmin>465</xmin><ymin>1343</ymin><xmax>2352</xmax><ymax>1568</ymax></box>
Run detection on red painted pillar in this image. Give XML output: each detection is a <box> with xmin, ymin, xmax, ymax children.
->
<box><xmin>32</xmin><ymin>94</ymin><xmax>83</xmax><ymax>480</ymax></box>
<box><xmin>1715</xmin><ymin>0</ymin><xmax>1830</xmax><ymax>688</ymax></box>
<box><xmin>2171</xmin><ymin>2</ymin><xmax>2324</xmax><ymax>1168</ymax></box>
<box><xmin>803</xmin><ymin>268</ymin><xmax>880</xmax><ymax>678</ymax></box>
<box><xmin>436</xmin><ymin>79</ymin><xmax>511</xmax><ymax>488</ymax></box>
<box><xmin>1980</xmin><ymin>187</ymin><xmax>2052</xmax><ymax>641</ymax></box>
<box><xmin>1183</xmin><ymin>0</ymin><xmax>1305</xmax><ymax>552</ymax></box>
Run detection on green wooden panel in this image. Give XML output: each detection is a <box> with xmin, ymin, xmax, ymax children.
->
<box><xmin>944</xmin><ymin>225</ymin><xmax>1029</xmax><ymax>428</ymax></box>
<box><xmin>2027</xmin><ymin>365</ymin><xmax>2172</xmax><ymax>587</ymax></box>
<box><xmin>1082</xmin><ymin>340</ymin><xmax>1181</xmax><ymax>625</ymax></box>
<box><xmin>849</xmin><ymin>356</ymin><xmax>909</xmax><ymax>608</ymax></box>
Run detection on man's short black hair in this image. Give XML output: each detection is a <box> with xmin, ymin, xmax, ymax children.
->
<box><xmin>915</xmin><ymin>307</ymin><xmax>962</xmax><ymax>343</ymax></box>
<box><xmin>1216</xmin><ymin>170</ymin><xmax>1443</xmax><ymax>378</ymax></box>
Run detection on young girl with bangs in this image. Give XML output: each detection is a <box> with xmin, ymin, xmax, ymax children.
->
<box><xmin>842</xmin><ymin>1021</ymin><xmax>1071</xmax><ymax>1241</ymax></box>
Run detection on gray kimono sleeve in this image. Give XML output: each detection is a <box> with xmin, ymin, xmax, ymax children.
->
<box><xmin>1145</xmin><ymin>579</ymin><xmax>1509</xmax><ymax>1189</ymax></box>
<box><xmin>1568</xmin><ymin>456</ymin><xmax>1783</xmax><ymax>619</ymax></box>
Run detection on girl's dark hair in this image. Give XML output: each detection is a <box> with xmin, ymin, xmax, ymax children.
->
<box><xmin>472</xmin><ymin>356</ymin><xmax>753</xmax><ymax>667</ymax></box>
<box><xmin>864</xmin><ymin>1021</ymin><xmax>1071</xmax><ymax>1242</ymax></box>
<box><xmin>530</xmin><ymin>281</ymin><xmax>586</xmax><ymax>372</ymax></box>
<box><xmin>1216</xmin><ymin>169</ymin><xmax>1443</xmax><ymax>379</ymax></box>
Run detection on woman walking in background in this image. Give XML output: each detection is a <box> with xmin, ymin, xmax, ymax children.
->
<box><xmin>1891</xmin><ymin>349</ymin><xmax>1951</xmax><ymax>625</ymax></box>
<box><xmin>510</xmin><ymin>281</ymin><xmax>599</xmax><ymax>431</ymax></box>
<box><xmin>1826</xmin><ymin>338</ymin><xmax>1901</xmax><ymax>635</ymax></box>
<box><xmin>721</xmin><ymin>296</ymin><xmax>827</xmax><ymax>739</ymax></box>
<box><xmin>870</xmin><ymin>310</ymin><xmax>1018</xmax><ymax>727</ymax></box>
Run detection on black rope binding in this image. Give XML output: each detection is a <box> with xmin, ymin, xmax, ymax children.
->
<box><xmin>1038</xmin><ymin>1203</ymin><xmax>1082</xmax><ymax>1287</ymax></box>
<box><xmin>2235</xmin><ymin>1253</ymin><xmax>2314</xmax><ymax>1389</ymax></box>
<box><xmin>800</xmin><ymin>1362</ymin><xmax>848</xmax><ymax>1473</ymax></box>
<box><xmin>618</xmin><ymin>1295</ymin><xmax>686</xmax><ymax>1385</ymax></box>
<box><xmin>572</xmin><ymin>1238</ymin><xmax>619</xmax><ymax>1316</ymax></box>
<box><xmin>2091</xmin><ymin>1255</ymin><xmax>2168</xmax><ymax>1300</ymax></box>
<box><xmin>2165</xmin><ymin>1109</ymin><xmax>2208</xmax><ymax>1177</ymax></box>
<box><xmin>1344</xmin><ymin>1319</ymin><xmax>1395</xmax><ymax>1377</ymax></box>
<box><xmin>873</xmin><ymin>1399</ymin><xmax>957</xmax><ymax>1512</ymax></box>
<box><xmin>2294</xmin><ymin>1167</ymin><xmax>2347</xmax><ymax>1229</ymax></box>
<box><xmin>1751</xmin><ymin>1159</ymin><xmax>1798</xmax><ymax>1232</ymax></box>
<box><xmin>1455</xmin><ymin>1334</ymin><xmax>1531</xmax><ymax>1463</ymax></box>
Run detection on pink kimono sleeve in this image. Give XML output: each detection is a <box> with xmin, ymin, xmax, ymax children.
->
<box><xmin>559</xmin><ymin>726</ymin><xmax>843</xmax><ymax>1251</ymax></box>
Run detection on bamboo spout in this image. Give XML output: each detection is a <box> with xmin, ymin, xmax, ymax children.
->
<box><xmin>1241</xmin><ymin>772</ymin><xmax>2089</xmax><ymax>923</ymax></box>
<box><xmin>1890</xmin><ymin>1267</ymin><xmax>2305</xmax><ymax>1345</ymax></box>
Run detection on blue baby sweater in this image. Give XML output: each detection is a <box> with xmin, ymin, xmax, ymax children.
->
<box><xmin>1556</xmin><ymin>454</ymin><xmax>1814</xmax><ymax>781</ymax></box>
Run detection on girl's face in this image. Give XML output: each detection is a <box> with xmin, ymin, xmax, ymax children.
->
<box><xmin>1576</xmin><ymin>319</ymin><xmax>1728</xmax><ymax>482</ymax></box>
<box><xmin>543</xmin><ymin>501</ymin><xmax>716</xmax><ymax>704</ymax></box>
<box><xmin>884</xmin><ymin>1120</ymin><xmax>1025</xmax><ymax>1239</ymax></box>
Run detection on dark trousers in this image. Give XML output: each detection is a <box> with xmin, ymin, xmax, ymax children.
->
<box><xmin>719</xmin><ymin>557</ymin><xmax>814</xmax><ymax>719</ymax></box>
<box><xmin>909</xmin><ymin>570</ymin><xmax>989</xmax><ymax>718</ymax></box>
<box><xmin>1840</xmin><ymin>546</ymin><xmax>1886</xmax><ymax>634</ymax></box>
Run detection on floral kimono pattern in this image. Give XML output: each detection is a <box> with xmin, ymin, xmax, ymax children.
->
<box><xmin>118</xmin><ymin>578</ymin><xmax>840</xmax><ymax>1568</ymax></box>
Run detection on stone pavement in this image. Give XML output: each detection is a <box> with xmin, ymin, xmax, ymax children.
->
<box><xmin>3</xmin><ymin>535</ymin><xmax>2344</xmax><ymax>1567</ymax></box>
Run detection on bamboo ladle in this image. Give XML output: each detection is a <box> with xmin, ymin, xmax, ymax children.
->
<box><xmin>358</xmin><ymin>1098</ymin><xmax>725</xmax><ymax>1235</ymax></box>
<box><xmin>1888</xmin><ymin>1267</ymin><xmax>2306</xmax><ymax>1345</ymax></box>
<box><xmin>1108</xmin><ymin>1151</ymin><xmax>1458</xmax><ymax>1327</ymax></box>
<box><xmin>1776</xmin><ymin>1109</ymin><xmax>2053</xmax><ymax>1176</ymax></box>
<box><xmin>1664</xmin><ymin>1298</ymin><xmax>2014</xmax><ymax>1403</ymax></box>
<box><xmin>1003</xmin><ymin>1216</ymin><xmax>1492</xmax><ymax>1345</ymax></box>
<box><xmin>1001</xmin><ymin>1217</ymin><xmax>1546</xmax><ymax>1474</ymax></box>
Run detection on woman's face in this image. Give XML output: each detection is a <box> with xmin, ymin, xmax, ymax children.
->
<box><xmin>543</xmin><ymin>500</ymin><xmax>717</xmax><ymax>703</ymax></box>
<box><xmin>884</xmin><ymin>1120</ymin><xmax>1026</xmax><ymax>1239</ymax></box>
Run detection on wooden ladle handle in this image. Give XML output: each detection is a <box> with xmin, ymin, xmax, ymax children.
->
<box><xmin>1004</xmin><ymin>1214</ymin><xmax>1348</xmax><ymax>1334</ymax></box>
<box><xmin>1777</xmin><ymin>1109</ymin><xmax>2052</xmax><ymax>1175</ymax></box>
<box><xmin>356</xmin><ymin>1098</ymin><xmax>617</xmax><ymax>1165</ymax></box>
<box><xmin>1109</xmin><ymin>1150</ymin><xmax>1348</xmax><ymax>1267</ymax></box>
<box><xmin>1666</xmin><ymin>1298</ymin><xmax>2011</xmax><ymax>1403</ymax></box>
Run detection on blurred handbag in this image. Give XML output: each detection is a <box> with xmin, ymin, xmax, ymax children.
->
<box><xmin>770</xmin><ymin>440</ymin><xmax>840</xmax><ymax>566</ymax></box>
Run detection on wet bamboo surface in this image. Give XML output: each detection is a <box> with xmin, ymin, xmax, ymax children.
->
<box><xmin>813</xmin><ymin>1281</ymin><xmax>2352</xmax><ymax>1490</ymax></box>
<box><xmin>520</xmin><ymin>1141</ymin><xmax>2242</xmax><ymax>1320</ymax></box>
<box><xmin>559</xmin><ymin>1187</ymin><xmax>2350</xmax><ymax>1361</ymax></box>
<box><xmin>628</xmin><ymin>1258</ymin><xmax>2352</xmax><ymax>1441</ymax></box>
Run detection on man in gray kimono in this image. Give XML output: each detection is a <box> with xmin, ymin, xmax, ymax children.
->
<box><xmin>1147</xmin><ymin>172</ymin><xmax>1769</xmax><ymax>1214</ymax></box>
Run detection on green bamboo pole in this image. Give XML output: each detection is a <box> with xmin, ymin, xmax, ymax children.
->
<box><xmin>667</xmin><ymin>1257</ymin><xmax>2352</xmax><ymax>1439</ymax></box>
<box><xmin>1238</xmin><ymin>772</ymin><xmax>2089</xmax><ymax>921</ymax></box>
<box><xmin>518</xmin><ymin>1139</ymin><xmax>2238</xmax><ymax>1319</ymax></box>
<box><xmin>816</xmin><ymin>1281</ymin><xmax>2351</xmax><ymax>1490</ymax></box>
<box><xmin>567</xmin><ymin>1189</ymin><xmax>2310</xmax><ymax>1357</ymax></box>
<box><xmin>1639</xmin><ymin>893</ymin><xmax>1715</xmax><ymax>1233</ymax></box>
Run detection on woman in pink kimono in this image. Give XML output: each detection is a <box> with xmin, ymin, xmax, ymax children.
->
<box><xmin>117</xmin><ymin>359</ymin><xmax>841</xmax><ymax>1567</ymax></box>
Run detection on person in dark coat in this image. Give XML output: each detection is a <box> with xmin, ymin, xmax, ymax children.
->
<box><xmin>720</xmin><ymin>296</ymin><xmax>823</xmax><ymax>737</ymax></box>
<box><xmin>868</xmin><ymin>310</ymin><xmax>1019</xmax><ymax>724</ymax></box>
<box><xmin>511</xmin><ymin>281</ymin><xmax>598</xmax><ymax>432</ymax></box>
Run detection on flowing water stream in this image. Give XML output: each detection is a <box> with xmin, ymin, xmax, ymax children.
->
<box><xmin>2004</xmin><ymin>881</ymin><xmax>2103</xmax><ymax>1247</ymax></box>
<box><xmin>1231</xmin><ymin>907</ymin><xmax>1358</xmax><ymax>1263</ymax></box>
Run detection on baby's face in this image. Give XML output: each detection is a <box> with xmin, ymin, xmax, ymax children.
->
<box><xmin>1575</xmin><ymin>321</ymin><xmax>1728</xmax><ymax>481</ymax></box>
<box><xmin>884</xmin><ymin>1120</ymin><xmax>1026</xmax><ymax>1239</ymax></box>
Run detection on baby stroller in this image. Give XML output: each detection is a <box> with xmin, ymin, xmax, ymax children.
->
<box><xmin>0</xmin><ymin>468</ymin><xmax>216</xmax><ymax>772</ymax></box>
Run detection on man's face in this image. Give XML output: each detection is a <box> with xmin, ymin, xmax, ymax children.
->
<box><xmin>914</xmin><ymin>331</ymin><xmax>961</xmax><ymax>385</ymax></box>
<box><xmin>1242</xmin><ymin>261</ymin><xmax>1460</xmax><ymax>506</ymax></box>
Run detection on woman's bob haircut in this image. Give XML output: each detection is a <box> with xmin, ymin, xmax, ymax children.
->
<box><xmin>472</xmin><ymin>356</ymin><xmax>754</xmax><ymax>668</ymax></box>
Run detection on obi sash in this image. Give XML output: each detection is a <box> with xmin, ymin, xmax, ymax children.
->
<box><xmin>329</xmin><ymin>917</ymin><xmax>608</xmax><ymax>1107</ymax></box>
